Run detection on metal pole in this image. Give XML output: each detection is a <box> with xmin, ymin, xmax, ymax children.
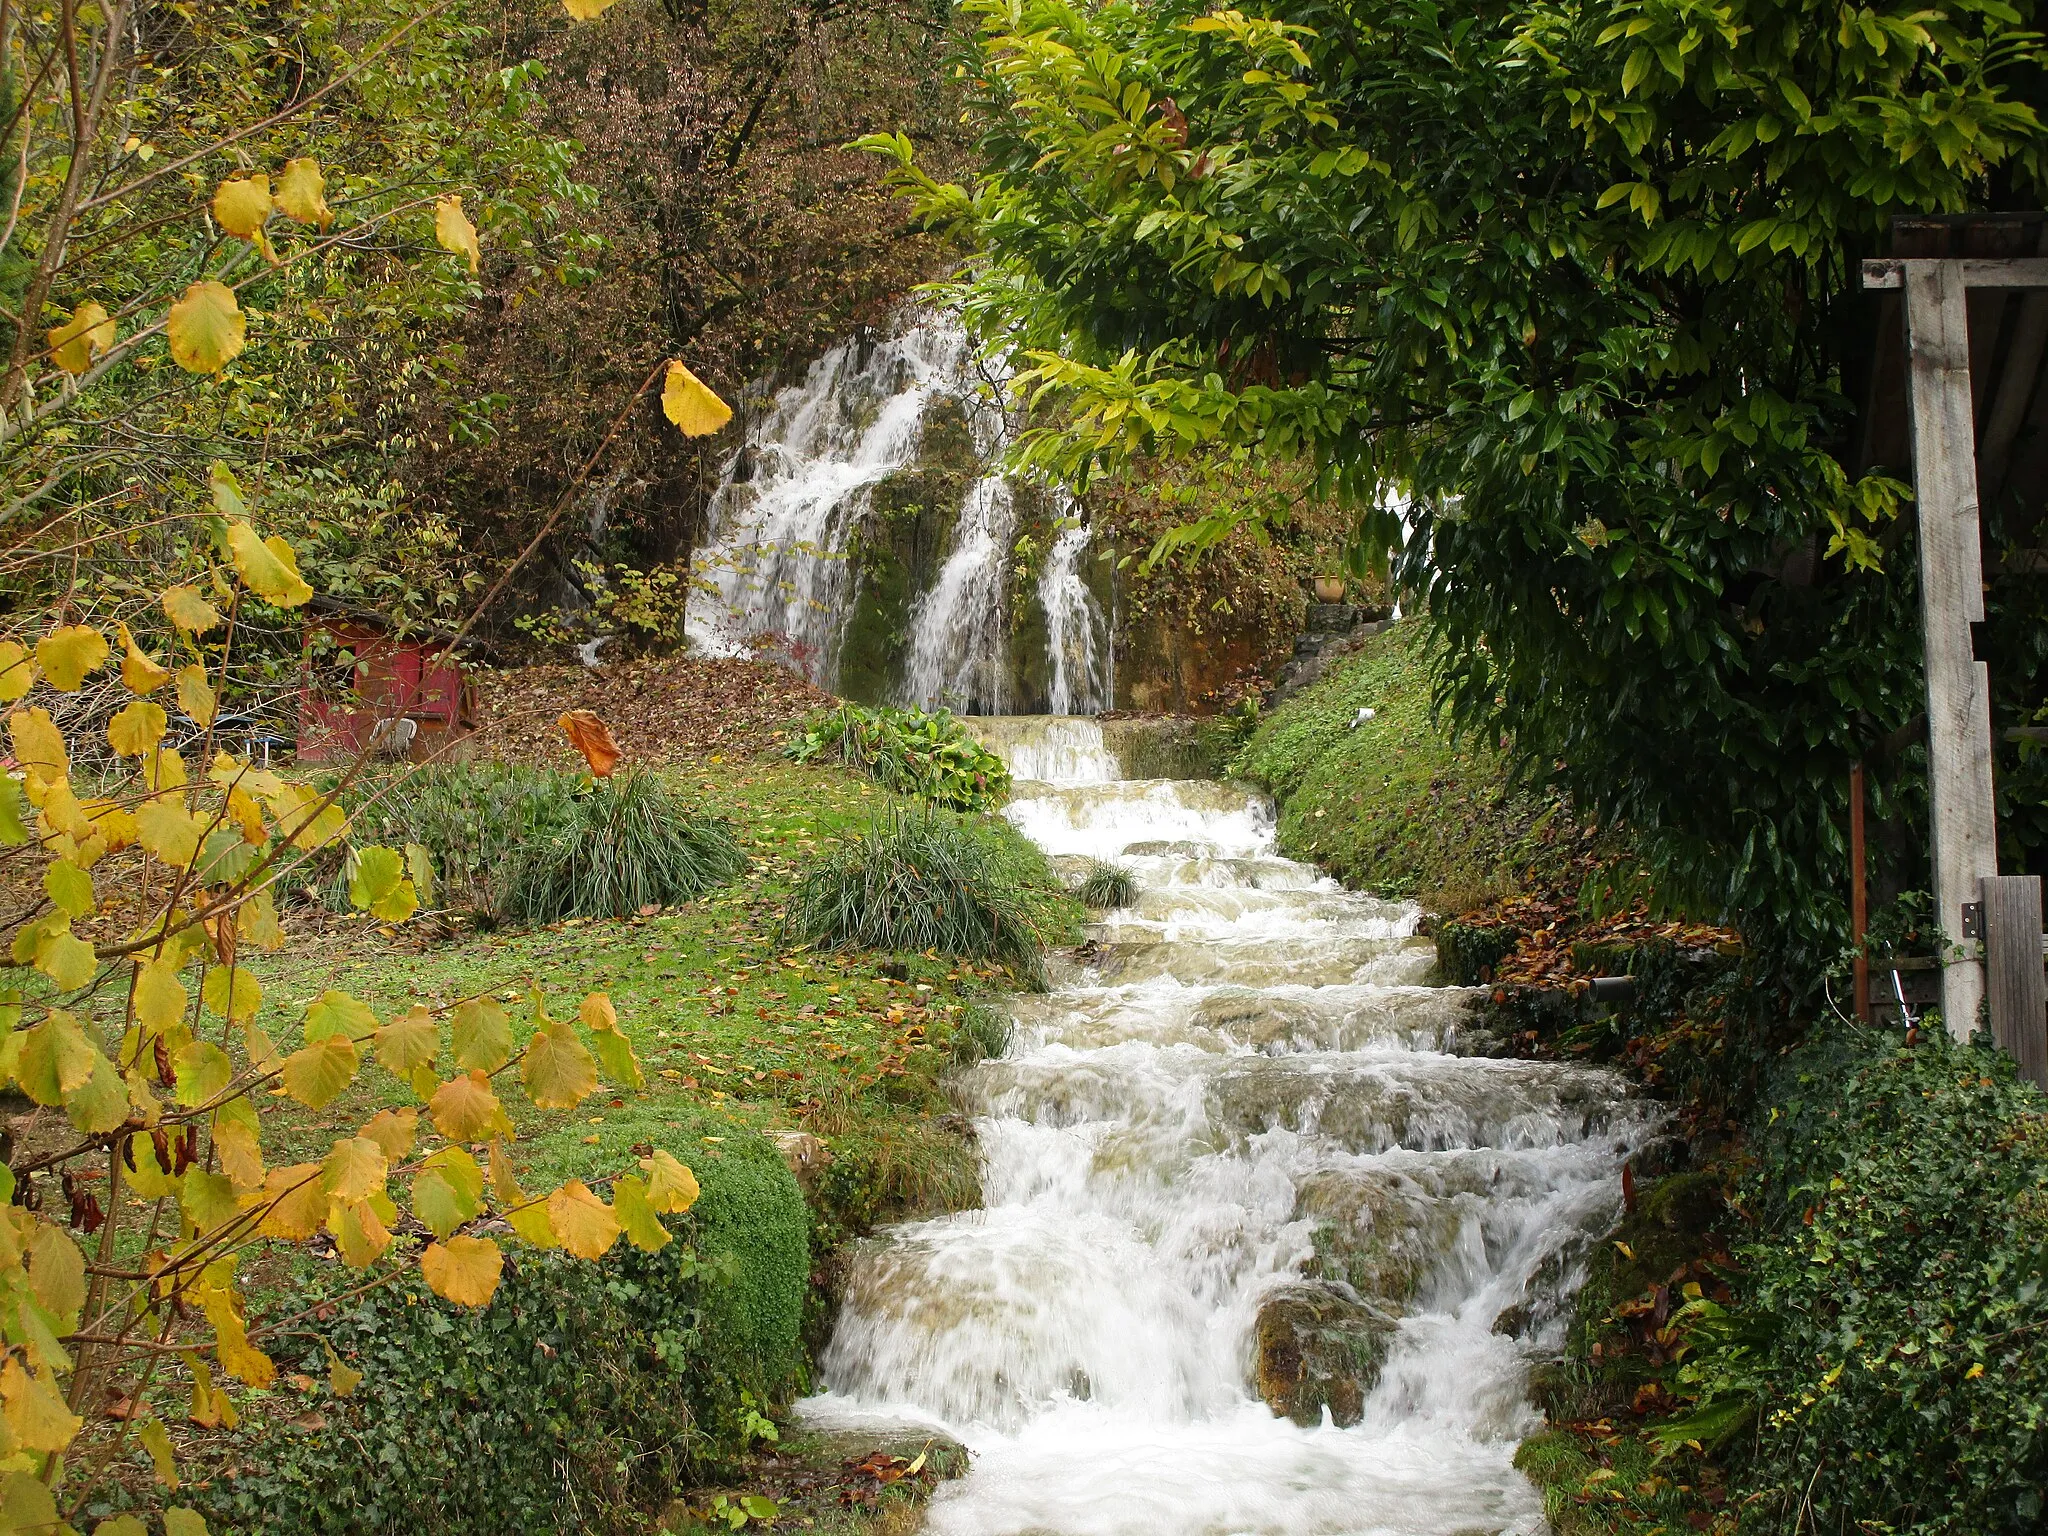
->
<box><xmin>1851</xmin><ymin>761</ymin><xmax>1870</xmax><ymax>1023</ymax></box>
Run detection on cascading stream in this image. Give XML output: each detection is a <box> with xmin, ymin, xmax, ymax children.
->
<box><xmin>804</xmin><ymin>720</ymin><xmax>1651</xmax><ymax>1535</ymax></box>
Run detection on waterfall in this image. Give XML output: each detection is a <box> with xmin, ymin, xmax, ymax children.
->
<box><xmin>902</xmin><ymin>476</ymin><xmax>1018</xmax><ymax>714</ymax></box>
<box><xmin>805</xmin><ymin>718</ymin><xmax>1650</xmax><ymax>1535</ymax></box>
<box><xmin>686</xmin><ymin>316</ymin><xmax>992</xmax><ymax>684</ymax></box>
<box><xmin>687</xmin><ymin>306</ymin><xmax>1110</xmax><ymax>712</ymax></box>
<box><xmin>1039</xmin><ymin>518</ymin><xmax>1111</xmax><ymax>715</ymax></box>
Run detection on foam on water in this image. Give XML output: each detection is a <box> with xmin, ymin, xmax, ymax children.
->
<box><xmin>803</xmin><ymin>717</ymin><xmax>1649</xmax><ymax>1535</ymax></box>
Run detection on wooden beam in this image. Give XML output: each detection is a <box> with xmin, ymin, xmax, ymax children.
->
<box><xmin>1904</xmin><ymin>260</ymin><xmax>2001</xmax><ymax>1038</ymax></box>
<box><xmin>1865</xmin><ymin>257</ymin><xmax>2048</xmax><ymax>290</ymax></box>
<box><xmin>1982</xmin><ymin>875</ymin><xmax>2047</xmax><ymax>1088</ymax></box>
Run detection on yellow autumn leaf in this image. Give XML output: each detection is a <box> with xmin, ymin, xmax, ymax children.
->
<box><xmin>546</xmin><ymin>1180</ymin><xmax>621</xmax><ymax>1259</ymax></box>
<box><xmin>280</xmin><ymin>1034</ymin><xmax>359</xmax><ymax>1109</ymax></box>
<box><xmin>115</xmin><ymin>622</ymin><xmax>171</xmax><ymax>693</ymax></box>
<box><xmin>257</xmin><ymin>1164</ymin><xmax>327</xmax><ymax>1240</ymax></box>
<box><xmin>223</xmin><ymin>521</ymin><xmax>314</xmax><ymax>607</ymax></box>
<box><xmin>0</xmin><ymin>641</ymin><xmax>32</xmax><ymax>702</ymax></box>
<box><xmin>420</xmin><ymin>1234</ymin><xmax>504</xmax><ymax>1306</ymax></box>
<box><xmin>108</xmin><ymin>700</ymin><xmax>168</xmax><ymax>758</ymax></box>
<box><xmin>521</xmin><ymin>1016</ymin><xmax>597</xmax><ymax>1110</ymax></box>
<box><xmin>326</xmin><ymin>1346</ymin><xmax>362</xmax><ymax>1397</ymax></box>
<box><xmin>201</xmin><ymin>966</ymin><xmax>261</xmax><ymax>1023</ymax></box>
<box><xmin>329</xmin><ymin>1193</ymin><xmax>393</xmax><ymax>1267</ymax></box>
<box><xmin>34</xmin><ymin>624</ymin><xmax>109</xmax><ymax>690</ymax></box>
<box><xmin>180</xmin><ymin>1168</ymin><xmax>240</xmax><ymax>1231</ymax></box>
<box><xmin>562</xmin><ymin>0</ymin><xmax>621</xmax><ymax>15</ymax></box>
<box><xmin>505</xmin><ymin>1198</ymin><xmax>557</xmax><ymax>1249</ymax></box>
<box><xmin>167</xmin><ymin>280</ymin><xmax>246</xmax><ymax>373</ymax></box>
<box><xmin>214</xmin><ymin>1117</ymin><xmax>266</xmax><ymax>1192</ymax></box>
<box><xmin>322</xmin><ymin>1137</ymin><xmax>387</xmax><ymax>1203</ymax></box>
<box><xmin>640</xmin><ymin>1148</ymin><xmax>701</xmax><ymax>1214</ymax></box>
<box><xmin>47</xmin><ymin>300</ymin><xmax>115</xmax><ymax>375</ymax></box>
<box><xmin>173</xmin><ymin>1040</ymin><xmax>233</xmax><ymax>1106</ymax></box>
<box><xmin>138</xmin><ymin>1416</ymin><xmax>179</xmax><ymax>1487</ymax></box>
<box><xmin>136</xmin><ymin>797</ymin><xmax>204</xmax><ymax>867</ymax></box>
<box><xmin>374</xmin><ymin>1005</ymin><xmax>438</xmax><ymax>1077</ymax></box>
<box><xmin>489</xmin><ymin>1136</ymin><xmax>527</xmax><ymax>1205</ymax></box>
<box><xmin>212</xmin><ymin>1309</ymin><xmax>276</xmax><ymax>1388</ymax></box>
<box><xmin>212</xmin><ymin>174</ymin><xmax>272</xmax><ymax>238</ymax></box>
<box><xmin>611</xmin><ymin>1174</ymin><xmax>671</xmax><ymax>1252</ymax></box>
<box><xmin>275</xmin><ymin>157</ymin><xmax>332</xmax><ymax>228</ymax></box>
<box><xmin>662</xmin><ymin>360</ymin><xmax>733</xmax><ymax>437</ymax></box>
<box><xmin>434</xmin><ymin>195</ymin><xmax>480</xmax><ymax>274</ymax></box>
<box><xmin>428</xmin><ymin>1069</ymin><xmax>511</xmax><ymax>1142</ymax></box>
<box><xmin>27</xmin><ymin>1222</ymin><xmax>86</xmax><ymax>1325</ymax></box>
<box><xmin>359</xmin><ymin>1106</ymin><xmax>420</xmax><ymax>1162</ymax></box>
<box><xmin>162</xmin><ymin>584</ymin><xmax>224</xmax><ymax>633</ymax></box>
<box><xmin>176</xmin><ymin>663</ymin><xmax>216</xmax><ymax>728</ymax></box>
<box><xmin>9</xmin><ymin>706</ymin><xmax>67</xmax><ymax>785</ymax></box>
<box><xmin>0</xmin><ymin>1357</ymin><xmax>81</xmax><ymax>1452</ymax></box>
<box><xmin>451</xmin><ymin>997</ymin><xmax>512</xmax><ymax>1073</ymax></box>
<box><xmin>133</xmin><ymin>958</ymin><xmax>188</xmax><ymax>1031</ymax></box>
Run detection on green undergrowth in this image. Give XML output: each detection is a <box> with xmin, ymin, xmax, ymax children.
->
<box><xmin>1502</xmin><ymin>960</ymin><xmax>2048</xmax><ymax>1536</ymax></box>
<box><xmin>189</xmin><ymin>1125</ymin><xmax>807</xmax><ymax>1535</ymax></box>
<box><xmin>784</xmin><ymin>702</ymin><xmax>1011</xmax><ymax>811</ymax></box>
<box><xmin>121</xmin><ymin>759</ymin><xmax>1026</xmax><ymax>1532</ymax></box>
<box><xmin>1230</xmin><ymin>622</ymin><xmax>1578</xmax><ymax>910</ymax></box>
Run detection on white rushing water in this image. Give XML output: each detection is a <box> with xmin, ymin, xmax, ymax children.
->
<box><xmin>804</xmin><ymin>718</ymin><xmax>1653</xmax><ymax>1535</ymax></box>
<box><xmin>688</xmin><ymin>307</ymin><xmax>1110</xmax><ymax>712</ymax></box>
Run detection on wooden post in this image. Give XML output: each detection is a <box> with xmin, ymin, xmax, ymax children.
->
<box><xmin>1981</xmin><ymin>874</ymin><xmax>2047</xmax><ymax>1087</ymax></box>
<box><xmin>1903</xmin><ymin>259</ymin><xmax>2001</xmax><ymax>1039</ymax></box>
<box><xmin>1850</xmin><ymin>762</ymin><xmax>1870</xmax><ymax>1023</ymax></box>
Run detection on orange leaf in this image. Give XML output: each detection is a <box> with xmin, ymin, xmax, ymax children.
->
<box><xmin>557</xmin><ymin>710</ymin><xmax>621</xmax><ymax>777</ymax></box>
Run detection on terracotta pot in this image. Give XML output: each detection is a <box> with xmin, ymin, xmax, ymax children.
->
<box><xmin>1313</xmin><ymin>576</ymin><xmax>1347</xmax><ymax>604</ymax></box>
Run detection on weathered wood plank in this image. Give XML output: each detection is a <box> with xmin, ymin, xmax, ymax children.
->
<box><xmin>1905</xmin><ymin>260</ymin><xmax>2000</xmax><ymax>1038</ymax></box>
<box><xmin>1865</xmin><ymin>256</ymin><xmax>2048</xmax><ymax>290</ymax></box>
<box><xmin>1982</xmin><ymin>875</ymin><xmax>2047</xmax><ymax>1089</ymax></box>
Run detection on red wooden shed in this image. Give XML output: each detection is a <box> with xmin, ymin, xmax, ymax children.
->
<box><xmin>297</xmin><ymin>599</ymin><xmax>488</xmax><ymax>765</ymax></box>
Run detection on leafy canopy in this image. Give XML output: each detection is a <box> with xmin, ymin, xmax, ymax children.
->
<box><xmin>863</xmin><ymin>0</ymin><xmax>2048</xmax><ymax>953</ymax></box>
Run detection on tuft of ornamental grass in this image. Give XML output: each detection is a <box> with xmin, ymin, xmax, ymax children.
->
<box><xmin>503</xmin><ymin>770</ymin><xmax>748</xmax><ymax>924</ymax></box>
<box><xmin>306</xmin><ymin>762</ymin><xmax>748</xmax><ymax>923</ymax></box>
<box><xmin>1076</xmin><ymin>859</ymin><xmax>1139</xmax><ymax>910</ymax></box>
<box><xmin>781</xmin><ymin>806</ymin><xmax>1075</xmax><ymax>982</ymax></box>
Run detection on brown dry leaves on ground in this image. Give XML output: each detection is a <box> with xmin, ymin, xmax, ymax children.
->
<box><xmin>1460</xmin><ymin>891</ymin><xmax>1741</xmax><ymax>992</ymax></box>
<box><xmin>469</xmin><ymin>656</ymin><xmax>832</xmax><ymax>769</ymax></box>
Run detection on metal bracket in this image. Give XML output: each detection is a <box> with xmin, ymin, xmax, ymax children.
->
<box><xmin>1962</xmin><ymin>902</ymin><xmax>1986</xmax><ymax>939</ymax></box>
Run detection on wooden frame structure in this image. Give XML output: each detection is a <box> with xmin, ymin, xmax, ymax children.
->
<box><xmin>1865</xmin><ymin>253</ymin><xmax>2048</xmax><ymax>1074</ymax></box>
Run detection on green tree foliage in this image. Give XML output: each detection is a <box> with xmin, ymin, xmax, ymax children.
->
<box><xmin>861</xmin><ymin>0</ymin><xmax>2048</xmax><ymax>958</ymax></box>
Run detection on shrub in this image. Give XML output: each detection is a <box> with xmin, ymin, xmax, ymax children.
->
<box><xmin>334</xmin><ymin>763</ymin><xmax>746</xmax><ymax>923</ymax></box>
<box><xmin>501</xmin><ymin>770</ymin><xmax>748</xmax><ymax>924</ymax></box>
<box><xmin>195</xmin><ymin>1123</ymin><xmax>809</xmax><ymax>1535</ymax></box>
<box><xmin>782</xmin><ymin>807</ymin><xmax>1075</xmax><ymax>979</ymax></box>
<box><xmin>1665</xmin><ymin>1028</ymin><xmax>2048</xmax><ymax>1534</ymax></box>
<box><xmin>784</xmin><ymin>703</ymin><xmax>1011</xmax><ymax>811</ymax></box>
<box><xmin>1076</xmin><ymin>859</ymin><xmax>1138</xmax><ymax>909</ymax></box>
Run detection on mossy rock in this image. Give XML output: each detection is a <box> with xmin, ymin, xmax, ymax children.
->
<box><xmin>1252</xmin><ymin>1281</ymin><xmax>1399</xmax><ymax>1427</ymax></box>
<box><xmin>1435</xmin><ymin>920</ymin><xmax>1523</xmax><ymax>985</ymax></box>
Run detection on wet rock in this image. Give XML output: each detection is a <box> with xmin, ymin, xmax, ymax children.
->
<box><xmin>1252</xmin><ymin>1281</ymin><xmax>1399</xmax><ymax>1427</ymax></box>
<box><xmin>768</xmin><ymin>1130</ymin><xmax>832</xmax><ymax>1188</ymax></box>
<box><xmin>1490</xmin><ymin>1303</ymin><xmax>1531</xmax><ymax>1339</ymax></box>
<box><xmin>1293</xmin><ymin>1167</ymin><xmax>1459</xmax><ymax>1307</ymax></box>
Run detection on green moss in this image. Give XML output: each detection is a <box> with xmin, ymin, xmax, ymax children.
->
<box><xmin>1231</xmin><ymin>622</ymin><xmax>1566</xmax><ymax>908</ymax></box>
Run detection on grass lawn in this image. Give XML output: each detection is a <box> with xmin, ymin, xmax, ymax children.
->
<box><xmin>244</xmin><ymin>758</ymin><xmax>1010</xmax><ymax>1190</ymax></box>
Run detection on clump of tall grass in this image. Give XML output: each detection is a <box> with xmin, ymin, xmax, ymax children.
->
<box><xmin>782</xmin><ymin>807</ymin><xmax>1074</xmax><ymax>980</ymax></box>
<box><xmin>293</xmin><ymin>762</ymin><xmax>745</xmax><ymax>923</ymax></box>
<box><xmin>501</xmin><ymin>770</ymin><xmax>747</xmax><ymax>923</ymax></box>
<box><xmin>1077</xmin><ymin>859</ymin><xmax>1139</xmax><ymax>910</ymax></box>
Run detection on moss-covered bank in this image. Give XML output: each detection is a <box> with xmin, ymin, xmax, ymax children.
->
<box><xmin>1229</xmin><ymin>621</ymin><xmax>1576</xmax><ymax>911</ymax></box>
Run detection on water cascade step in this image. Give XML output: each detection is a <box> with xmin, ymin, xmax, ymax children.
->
<box><xmin>803</xmin><ymin>718</ymin><xmax>1652</xmax><ymax>1535</ymax></box>
<box><xmin>685</xmin><ymin>306</ymin><xmax>1112</xmax><ymax>713</ymax></box>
